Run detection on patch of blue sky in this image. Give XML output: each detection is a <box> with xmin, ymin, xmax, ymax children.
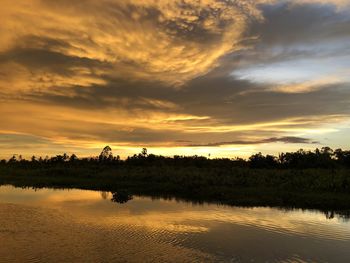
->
<box><xmin>232</xmin><ymin>54</ymin><xmax>350</xmax><ymax>85</ymax></box>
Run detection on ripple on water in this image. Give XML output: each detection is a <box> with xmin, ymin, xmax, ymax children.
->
<box><xmin>206</xmin><ymin>207</ymin><xmax>350</xmax><ymax>242</ymax></box>
<box><xmin>1</xmin><ymin>185</ymin><xmax>350</xmax><ymax>263</ymax></box>
<box><xmin>0</xmin><ymin>203</ymin><xmax>215</xmax><ymax>263</ymax></box>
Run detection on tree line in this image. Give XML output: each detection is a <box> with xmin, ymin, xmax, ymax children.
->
<box><xmin>1</xmin><ymin>146</ymin><xmax>350</xmax><ymax>169</ymax></box>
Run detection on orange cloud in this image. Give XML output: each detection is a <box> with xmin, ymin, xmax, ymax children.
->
<box><xmin>0</xmin><ymin>0</ymin><xmax>349</xmax><ymax>157</ymax></box>
<box><xmin>0</xmin><ymin>0</ymin><xmax>266</xmax><ymax>91</ymax></box>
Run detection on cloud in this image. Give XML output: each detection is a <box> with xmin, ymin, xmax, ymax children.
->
<box><xmin>231</xmin><ymin>0</ymin><xmax>350</xmax><ymax>95</ymax></box>
<box><xmin>0</xmin><ymin>47</ymin><xmax>109</xmax><ymax>97</ymax></box>
<box><xmin>0</xmin><ymin>0</ymin><xmax>267</xmax><ymax>90</ymax></box>
<box><xmin>0</xmin><ymin>0</ymin><xmax>350</xmax><ymax>157</ymax></box>
<box><xmin>188</xmin><ymin>136</ymin><xmax>318</xmax><ymax>147</ymax></box>
<box><xmin>292</xmin><ymin>0</ymin><xmax>350</xmax><ymax>9</ymax></box>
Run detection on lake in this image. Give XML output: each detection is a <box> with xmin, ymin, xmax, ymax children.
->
<box><xmin>0</xmin><ymin>185</ymin><xmax>349</xmax><ymax>262</ymax></box>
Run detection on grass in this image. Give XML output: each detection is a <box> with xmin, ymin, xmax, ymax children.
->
<box><xmin>1</xmin><ymin>165</ymin><xmax>350</xmax><ymax>211</ymax></box>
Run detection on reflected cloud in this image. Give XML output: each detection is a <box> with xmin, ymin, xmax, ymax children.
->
<box><xmin>1</xmin><ymin>186</ymin><xmax>350</xmax><ymax>240</ymax></box>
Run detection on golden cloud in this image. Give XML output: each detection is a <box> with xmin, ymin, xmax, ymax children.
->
<box><xmin>0</xmin><ymin>0</ymin><xmax>268</xmax><ymax>93</ymax></box>
<box><xmin>0</xmin><ymin>0</ymin><xmax>349</xmax><ymax>157</ymax></box>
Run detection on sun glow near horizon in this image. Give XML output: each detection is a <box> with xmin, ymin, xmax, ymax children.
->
<box><xmin>0</xmin><ymin>0</ymin><xmax>349</xmax><ymax>158</ymax></box>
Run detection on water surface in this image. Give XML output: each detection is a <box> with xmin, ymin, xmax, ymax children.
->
<box><xmin>0</xmin><ymin>185</ymin><xmax>350</xmax><ymax>262</ymax></box>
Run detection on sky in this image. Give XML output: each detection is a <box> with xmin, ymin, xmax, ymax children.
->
<box><xmin>0</xmin><ymin>0</ymin><xmax>349</xmax><ymax>159</ymax></box>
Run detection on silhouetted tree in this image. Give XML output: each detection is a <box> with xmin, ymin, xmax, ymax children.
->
<box><xmin>99</xmin><ymin>146</ymin><xmax>113</xmax><ymax>162</ymax></box>
<box><xmin>249</xmin><ymin>153</ymin><xmax>278</xmax><ymax>168</ymax></box>
<box><xmin>141</xmin><ymin>148</ymin><xmax>148</xmax><ymax>157</ymax></box>
<box><xmin>63</xmin><ymin>153</ymin><xmax>69</xmax><ymax>162</ymax></box>
<box><xmin>334</xmin><ymin>149</ymin><xmax>350</xmax><ymax>167</ymax></box>
<box><xmin>69</xmin><ymin>154</ymin><xmax>78</xmax><ymax>162</ymax></box>
<box><xmin>8</xmin><ymin>155</ymin><xmax>17</xmax><ymax>163</ymax></box>
<box><xmin>2</xmin><ymin>146</ymin><xmax>350</xmax><ymax>169</ymax></box>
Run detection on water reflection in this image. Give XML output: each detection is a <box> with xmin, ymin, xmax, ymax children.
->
<box><xmin>101</xmin><ymin>190</ymin><xmax>134</xmax><ymax>204</ymax></box>
<box><xmin>1</xmin><ymin>185</ymin><xmax>350</xmax><ymax>262</ymax></box>
<box><xmin>100</xmin><ymin>191</ymin><xmax>110</xmax><ymax>200</ymax></box>
<box><xmin>111</xmin><ymin>190</ymin><xmax>133</xmax><ymax>204</ymax></box>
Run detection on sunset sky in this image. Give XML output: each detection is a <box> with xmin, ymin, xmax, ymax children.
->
<box><xmin>0</xmin><ymin>0</ymin><xmax>349</xmax><ymax>159</ymax></box>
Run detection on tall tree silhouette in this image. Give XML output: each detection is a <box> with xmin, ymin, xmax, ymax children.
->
<box><xmin>99</xmin><ymin>146</ymin><xmax>113</xmax><ymax>162</ymax></box>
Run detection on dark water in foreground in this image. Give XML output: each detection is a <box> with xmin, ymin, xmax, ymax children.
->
<box><xmin>0</xmin><ymin>186</ymin><xmax>350</xmax><ymax>262</ymax></box>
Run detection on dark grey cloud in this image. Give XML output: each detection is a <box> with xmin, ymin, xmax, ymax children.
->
<box><xmin>15</xmin><ymin>67</ymin><xmax>350</xmax><ymax>127</ymax></box>
<box><xmin>188</xmin><ymin>136</ymin><xmax>318</xmax><ymax>147</ymax></box>
<box><xmin>1</xmin><ymin>33</ymin><xmax>347</xmax><ymax>133</ymax></box>
<box><xmin>1</xmin><ymin>0</ymin><xmax>349</xmax><ymax>154</ymax></box>
<box><xmin>0</xmin><ymin>46</ymin><xmax>109</xmax><ymax>77</ymax></box>
<box><xmin>236</xmin><ymin>2</ymin><xmax>350</xmax><ymax>69</ymax></box>
<box><xmin>253</xmin><ymin>2</ymin><xmax>350</xmax><ymax>46</ymax></box>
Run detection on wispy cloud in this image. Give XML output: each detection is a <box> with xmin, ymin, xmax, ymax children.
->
<box><xmin>0</xmin><ymin>0</ymin><xmax>349</xmax><ymax>157</ymax></box>
<box><xmin>188</xmin><ymin>136</ymin><xmax>318</xmax><ymax>147</ymax></box>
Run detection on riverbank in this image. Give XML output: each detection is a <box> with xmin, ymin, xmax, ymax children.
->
<box><xmin>1</xmin><ymin>165</ymin><xmax>350</xmax><ymax>210</ymax></box>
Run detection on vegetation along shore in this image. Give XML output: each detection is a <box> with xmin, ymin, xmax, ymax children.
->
<box><xmin>1</xmin><ymin>146</ymin><xmax>350</xmax><ymax>211</ymax></box>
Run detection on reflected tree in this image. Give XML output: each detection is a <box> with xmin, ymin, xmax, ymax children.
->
<box><xmin>100</xmin><ymin>191</ymin><xmax>110</xmax><ymax>200</ymax></box>
<box><xmin>325</xmin><ymin>210</ymin><xmax>335</xmax><ymax>219</ymax></box>
<box><xmin>111</xmin><ymin>190</ymin><xmax>133</xmax><ymax>204</ymax></box>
